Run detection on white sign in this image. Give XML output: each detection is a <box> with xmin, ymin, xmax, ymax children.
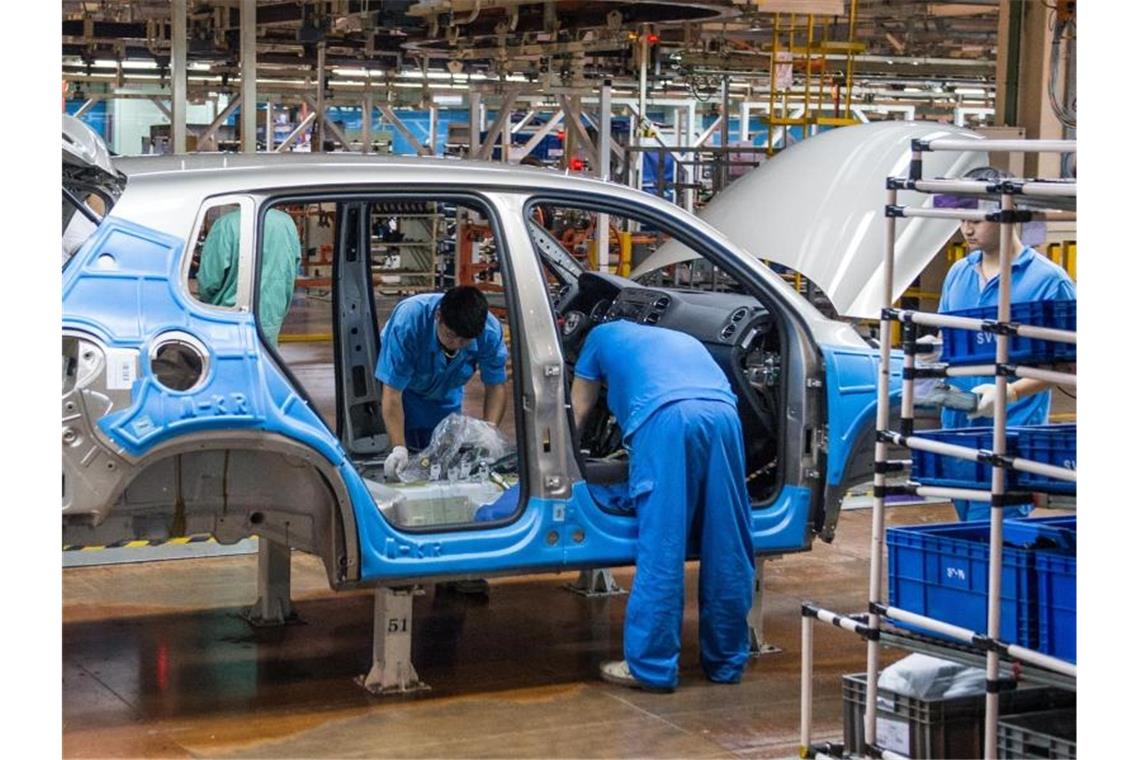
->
<box><xmin>105</xmin><ymin>349</ymin><xmax>137</xmax><ymax>390</ymax></box>
<box><xmin>876</xmin><ymin>715</ymin><xmax>911</xmax><ymax>757</ymax></box>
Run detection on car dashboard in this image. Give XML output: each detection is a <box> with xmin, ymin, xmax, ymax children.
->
<box><xmin>562</xmin><ymin>273</ymin><xmax>783</xmax><ymax>502</ymax></box>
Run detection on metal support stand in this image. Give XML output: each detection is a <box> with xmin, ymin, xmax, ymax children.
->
<box><xmin>357</xmin><ymin>586</ymin><xmax>430</xmax><ymax>695</ymax></box>
<box><xmin>749</xmin><ymin>556</ymin><xmax>782</xmax><ymax>656</ymax></box>
<box><xmin>564</xmin><ymin>568</ymin><xmax>626</xmax><ymax>597</ymax></box>
<box><xmin>242</xmin><ymin>539</ymin><xmax>298</xmax><ymax>627</ymax></box>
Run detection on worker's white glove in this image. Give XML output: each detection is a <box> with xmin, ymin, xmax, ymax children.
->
<box><xmin>384</xmin><ymin>445</ymin><xmax>409</xmax><ymax>480</ymax></box>
<box><xmin>967</xmin><ymin>383</ymin><xmax>1019</xmax><ymax>420</ymax></box>
<box><xmin>914</xmin><ymin>334</ymin><xmax>941</xmax><ymax>363</ymax></box>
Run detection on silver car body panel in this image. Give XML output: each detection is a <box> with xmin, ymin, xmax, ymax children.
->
<box><xmin>63</xmin><ymin>114</ymin><xmax>117</xmax><ymax>176</ymax></box>
<box><xmin>66</xmin><ymin>151</ymin><xmax>891</xmax><ymax>581</ymax></box>
<box><xmin>631</xmin><ymin>121</ymin><xmax>988</xmax><ymax>319</ymax></box>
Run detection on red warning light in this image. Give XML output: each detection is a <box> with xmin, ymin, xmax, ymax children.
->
<box><xmin>569</xmin><ymin>157</ymin><xmax>586</xmax><ymax>172</ymax></box>
<box><xmin>646</xmin><ymin>33</ymin><xmax>660</xmax><ymax>44</ymax></box>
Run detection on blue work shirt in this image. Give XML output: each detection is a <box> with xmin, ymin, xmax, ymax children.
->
<box><xmin>574</xmin><ymin>320</ymin><xmax>737</xmax><ymax>441</ymax></box>
<box><xmin>939</xmin><ymin>246</ymin><xmax>1076</xmax><ymax>430</ymax></box>
<box><xmin>375</xmin><ymin>294</ymin><xmax>508</xmax><ymax>435</ymax></box>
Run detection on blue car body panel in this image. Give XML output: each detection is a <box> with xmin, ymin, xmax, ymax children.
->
<box><xmin>820</xmin><ymin>344</ymin><xmax>903</xmax><ymax>488</ymax></box>
<box><xmin>64</xmin><ymin>218</ymin><xmax>862</xmax><ymax>582</ymax></box>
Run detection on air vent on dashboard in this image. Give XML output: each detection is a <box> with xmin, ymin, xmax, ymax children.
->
<box><xmin>720</xmin><ymin>323</ymin><xmax>737</xmax><ymax>340</ymax></box>
<box><xmin>730</xmin><ymin>307</ymin><xmax>749</xmax><ymax>323</ymax></box>
<box><xmin>654</xmin><ymin>296</ymin><xmax>671</xmax><ymax>311</ymax></box>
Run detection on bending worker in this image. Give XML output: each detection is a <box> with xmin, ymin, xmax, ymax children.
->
<box><xmin>377</xmin><ymin>286</ymin><xmax>508</xmax><ymax>479</ymax></box>
<box><xmin>199</xmin><ymin>207</ymin><xmax>301</xmax><ymax>346</ymax></box>
<box><xmin>571</xmin><ymin>319</ymin><xmax>753</xmax><ymax>693</ymax></box>
<box><xmin>937</xmin><ymin>166</ymin><xmax>1076</xmax><ymax>521</ymax></box>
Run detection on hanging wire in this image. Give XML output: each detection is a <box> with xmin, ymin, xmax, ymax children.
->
<box><xmin>1046</xmin><ymin>9</ymin><xmax>1076</xmax><ymax>129</ymax></box>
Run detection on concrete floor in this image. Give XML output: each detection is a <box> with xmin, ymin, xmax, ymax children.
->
<box><xmin>62</xmin><ymin>291</ymin><xmax>1075</xmax><ymax>757</ymax></box>
<box><xmin>64</xmin><ymin>503</ymin><xmax>985</xmax><ymax>759</ymax></box>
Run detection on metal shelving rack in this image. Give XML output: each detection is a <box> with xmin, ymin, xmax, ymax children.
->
<box><xmin>799</xmin><ymin>137</ymin><xmax>1078</xmax><ymax>759</ymax></box>
<box><xmin>370</xmin><ymin>207</ymin><xmax>445</xmax><ymax>295</ymax></box>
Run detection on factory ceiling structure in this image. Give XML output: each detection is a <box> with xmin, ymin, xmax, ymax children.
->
<box><xmin>62</xmin><ymin>1</ymin><xmax>1001</xmax><ymax>112</ymax></box>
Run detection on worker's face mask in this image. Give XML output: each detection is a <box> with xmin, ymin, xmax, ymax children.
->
<box><xmin>436</xmin><ymin>318</ymin><xmax>474</xmax><ymax>355</ymax></box>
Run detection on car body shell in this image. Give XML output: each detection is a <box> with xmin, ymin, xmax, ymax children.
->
<box><xmin>63</xmin><ymin>142</ymin><xmax>908</xmax><ymax>589</ymax></box>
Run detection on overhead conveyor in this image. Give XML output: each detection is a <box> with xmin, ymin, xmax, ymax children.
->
<box><xmin>799</xmin><ymin>137</ymin><xmax>1078</xmax><ymax>759</ymax></box>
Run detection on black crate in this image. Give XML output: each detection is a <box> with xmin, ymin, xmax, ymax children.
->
<box><xmin>997</xmin><ymin>708</ymin><xmax>1077</xmax><ymax>759</ymax></box>
<box><xmin>842</xmin><ymin>673</ymin><xmax>1075</xmax><ymax>758</ymax></box>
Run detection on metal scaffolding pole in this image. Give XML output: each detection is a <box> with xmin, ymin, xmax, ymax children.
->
<box><xmin>264</xmin><ymin>95</ymin><xmax>274</xmax><ymax>152</ymax></box>
<box><xmin>635</xmin><ymin>27</ymin><xmax>648</xmax><ymax>192</ymax></box>
<box><xmin>982</xmin><ymin>190</ymin><xmax>1016</xmax><ymax>758</ymax></box>
<box><xmin>597</xmin><ymin>79</ymin><xmax>612</xmax><ymax>271</ymax></box>
<box><xmin>362</xmin><ymin>92</ymin><xmax>372</xmax><ymax>154</ymax></box>
<box><xmin>171</xmin><ymin>0</ymin><xmax>187</xmax><ymax>154</ymax></box>
<box><xmin>719</xmin><ymin>76</ymin><xmax>731</xmax><ymax>191</ymax></box>
<box><xmin>863</xmin><ymin>182</ymin><xmax>897</xmax><ymax>752</ymax></box>
<box><xmin>240</xmin><ymin>0</ymin><xmax>256</xmax><ymax>154</ymax></box>
<box><xmin>469</xmin><ymin>91</ymin><xmax>481</xmax><ymax>158</ymax></box>
<box><xmin>314</xmin><ymin>42</ymin><xmax>326</xmax><ymax>153</ymax></box>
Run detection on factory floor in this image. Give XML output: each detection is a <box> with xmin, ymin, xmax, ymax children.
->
<box><xmin>62</xmin><ymin>292</ymin><xmax>1075</xmax><ymax>757</ymax></box>
<box><xmin>64</xmin><ymin>503</ymin><xmax>977</xmax><ymax>759</ymax></box>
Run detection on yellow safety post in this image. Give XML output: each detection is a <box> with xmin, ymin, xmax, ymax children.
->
<box><xmin>618</xmin><ymin>232</ymin><xmax>633</xmax><ymax>277</ymax></box>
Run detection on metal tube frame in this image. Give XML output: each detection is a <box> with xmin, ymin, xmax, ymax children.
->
<box><xmin>800</xmin><ymin>138</ymin><xmax>1078</xmax><ymax>760</ymax></box>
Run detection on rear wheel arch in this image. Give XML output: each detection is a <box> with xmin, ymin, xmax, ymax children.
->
<box><xmin>62</xmin><ymin>433</ymin><xmax>360</xmax><ymax>587</ymax></box>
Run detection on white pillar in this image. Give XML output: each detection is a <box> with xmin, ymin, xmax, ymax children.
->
<box><xmin>428</xmin><ymin>105</ymin><xmax>438</xmax><ymax>156</ymax></box>
<box><xmin>240</xmin><ymin>0</ymin><xmax>257</xmax><ymax>153</ymax></box>
<box><xmin>171</xmin><ymin>0</ymin><xmax>187</xmax><ymax>154</ymax></box>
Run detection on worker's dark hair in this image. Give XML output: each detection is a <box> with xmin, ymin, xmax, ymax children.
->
<box><xmin>439</xmin><ymin>286</ymin><xmax>489</xmax><ymax>339</ymax></box>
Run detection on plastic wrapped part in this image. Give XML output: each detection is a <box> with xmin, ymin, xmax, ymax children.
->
<box><xmin>877</xmin><ymin>654</ymin><xmax>987</xmax><ymax>701</ymax></box>
<box><xmin>398</xmin><ymin>413</ymin><xmax>514</xmax><ymax>484</ymax></box>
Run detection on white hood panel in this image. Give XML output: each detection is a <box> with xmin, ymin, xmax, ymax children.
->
<box><xmin>632</xmin><ymin>122</ymin><xmax>987</xmax><ymax>319</ymax></box>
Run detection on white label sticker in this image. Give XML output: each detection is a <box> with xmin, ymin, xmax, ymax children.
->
<box><xmin>106</xmin><ymin>350</ymin><xmax>137</xmax><ymax>390</ymax></box>
<box><xmin>876</xmin><ymin>715</ymin><xmax>911</xmax><ymax>757</ymax></box>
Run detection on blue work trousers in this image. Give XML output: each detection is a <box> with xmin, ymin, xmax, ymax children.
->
<box><xmin>624</xmin><ymin>398</ymin><xmax>754</xmax><ymax>689</ymax></box>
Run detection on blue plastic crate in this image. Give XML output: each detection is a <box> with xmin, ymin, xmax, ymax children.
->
<box><xmin>888</xmin><ymin>522</ymin><xmax>1036</xmax><ymax>647</ymax></box>
<box><xmin>1008</xmin><ymin>424</ymin><xmax>1076</xmax><ymax>495</ymax></box>
<box><xmin>909</xmin><ymin>427</ymin><xmax>1021</xmax><ymax>491</ymax></box>
<box><xmin>1009</xmin><ymin>516</ymin><xmax>1077</xmax><ymax>664</ymax></box>
<box><xmin>1049</xmin><ymin>299</ymin><xmax>1078</xmax><ymax>362</ymax></box>
<box><xmin>941</xmin><ymin>301</ymin><xmax>1051</xmax><ymax>366</ymax></box>
<box><xmin>941</xmin><ymin>299</ymin><xmax>1075</xmax><ymax>366</ymax></box>
<box><xmin>1032</xmin><ymin>551</ymin><xmax>1076</xmax><ymax>663</ymax></box>
<box><xmin>1006</xmin><ymin>514</ymin><xmax>1076</xmax><ymax>553</ymax></box>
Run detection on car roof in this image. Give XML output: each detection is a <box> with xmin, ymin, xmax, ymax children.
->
<box><xmin>115</xmin><ymin>152</ymin><xmax>575</xmax><ymax>188</ymax></box>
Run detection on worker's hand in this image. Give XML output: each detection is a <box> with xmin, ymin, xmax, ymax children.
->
<box><xmin>967</xmin><ymin>383</ymin><xmax>1019</xmax><ymax>420</ymax></box>
<box><xmin>384</xmin><ymin>445</ymin><xmax>409</xmax><ymax>480</ymax></box>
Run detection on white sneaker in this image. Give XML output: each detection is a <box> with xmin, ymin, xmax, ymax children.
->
<box><xmin>599</xmin><ymin>660</ymin><xmax>675</xmax><ymax>693</ymax></box>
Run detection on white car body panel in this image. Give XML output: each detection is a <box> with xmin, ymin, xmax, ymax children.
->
<box><xmin>632</xmin><ymin>121</ymin><xmax>988</xmax><ymax>319</ymax></box>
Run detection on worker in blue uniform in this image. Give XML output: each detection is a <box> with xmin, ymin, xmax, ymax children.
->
<box><xmin>376</xmin><ymin>286</ymin><xmax>509</xmax><ymax>480</ymax></box>
<box><xmin>571</xmin><ymin>320</ymin><xmax>753</xmax><ymax>693</ymax></box>
<box><xmin>936</xmin><ymin>167</ymin><xmax>1076</xmax><ymax>522</ymax></box>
